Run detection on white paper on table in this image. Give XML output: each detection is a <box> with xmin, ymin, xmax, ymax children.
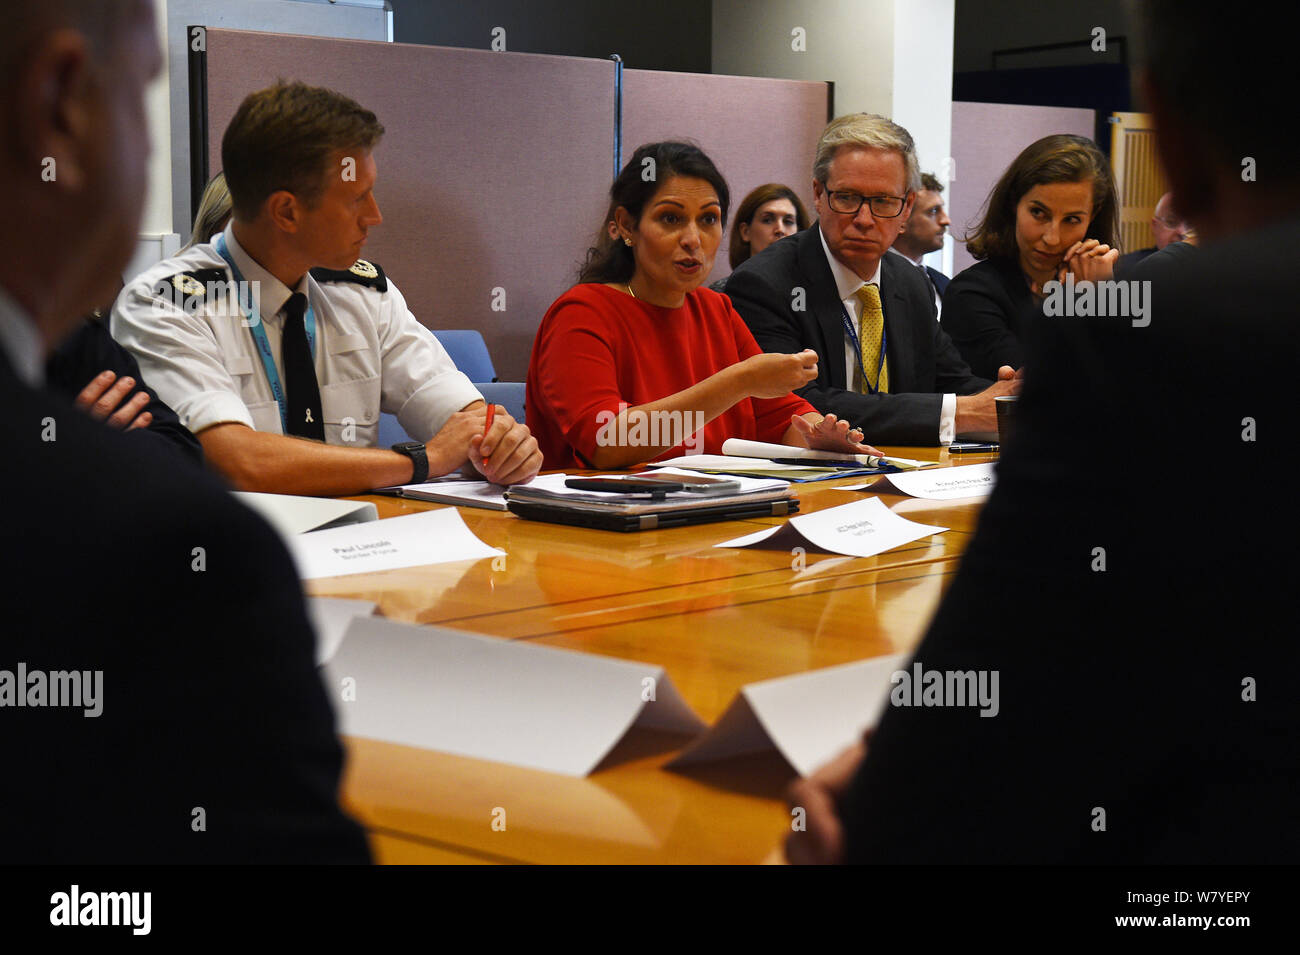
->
<box><xmin>234</xmin><ymin>491</ymin><xmax>377</xmax><ymax>537</ymax></box>
<box><xmin>669</xmin><ymin>654</ymin><xmax>909</xmax><ymax>776</ymax></box>
<box><xmin>721</xmin><ymin>437</ymin><xmax>879</xmax><ymax>465</ymax></box>
<box><xmin>324</xmin><ymin>616</ymin><xmax>706</xmax><ymax>776</ymax></box>
<box><xmin>386</xmin><ymin>473</ymin><xmax>580</xmax><ymax>510</ymax></box>
<box><xmin>714</xmin><ymin>497</ymin><xmax>947</xmax><ymax>558</ymax></box>
<box><xmin>390</xmin><ymin>479</ymin><xmax>510</xmax><ymax>510</ymax></box>
<box><xmin>652</xmin><ymin>454</ymin><xmax>812</xmax><ymax>473</ymax></box>
<box><xmin>287</xmin><ymin>507</ymin><xmax>502</xmax><ymax>580</ymax></box>
<box><xmin>834</xmin><ymin>463</ymin><xmax>997</xmax><ymax>500</ymax></box>
<box><xmin>718</xmin><ymin>438</ymin><xmax>936</xmax><ymax>470</ymax></box>
<box><xmin>642</xmin><ymin>467</ymin><xmax>789</xmax><ymax>493</ymax></box>
<box><xmin>305</xmin><ymin>596</ymin><xmax>377</xmax><ymax>666</ymax></box>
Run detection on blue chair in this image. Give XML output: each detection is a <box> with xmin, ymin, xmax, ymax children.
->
<box><xmin>431</xmin><ymin>329</ymin><xmax>527</xmax><ymax>424</ymax></box>
<box><xmin>432</xmin><ymin>330</ymin><xmax>497</xmax><ymax>382</ymax></box>
<box><xmin>377</xmin><ymin>412</ymin><xmax>413</xmax><ymax>447</ymax></box>
<box><xmin>478</xmin><ymin>381</ymin><xmax>526</xmax><ymax>426</ymax></box>
<box><xmin>378</xmin><ymin>330</ymin><xmax>528</xmax><ymax>442</ymax></box>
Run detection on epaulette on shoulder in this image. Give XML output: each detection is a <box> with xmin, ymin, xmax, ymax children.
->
<box><xmin>164</xmin><ymin>267</ymin><xmax>228</xmax><ymax>302</ymax></box>
<box><xmin>310</xmin><ymin>259</ymin><xmax>387</xmax><ymax>292</ymax></box>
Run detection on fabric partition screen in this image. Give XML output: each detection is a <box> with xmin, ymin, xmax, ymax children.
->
<box><xmin>621</xmin><ymin>69</ymin><xmax>831</xmax><ymax>286</ymax></box>
<box><xmin>202</xmin><ymin>29</ymin><xmax>616</xmax><ymax>380</ymax></box>
<box><xmin>949</xmin><ymin>102</ymin><xmax>1096</xmax><ymax>276</ymax></box>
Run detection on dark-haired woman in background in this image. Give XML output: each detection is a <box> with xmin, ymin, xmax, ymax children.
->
<box><xmin>527</xmin><ymin>142</ymin><xmax>879</xmax><ymax>470</ymax></box>
<box><xmin>943</xmin><ymin>134</ymin><xmax>1120</xmax><ymax>379</ymax></box>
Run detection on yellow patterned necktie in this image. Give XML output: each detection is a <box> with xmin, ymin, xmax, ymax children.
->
<box><xmin>854</xmin><ymin>284</ymin><xmax>888</xmax><ymax>393</ymax></box>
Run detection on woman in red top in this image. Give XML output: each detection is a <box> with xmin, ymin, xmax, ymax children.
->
<box><xmin>528</xmin><ymin>142</ymin><xmax>882</xmax><ymax>470</ymax></box>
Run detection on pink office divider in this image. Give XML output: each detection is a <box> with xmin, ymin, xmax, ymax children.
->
<box><xmin>203</xmin><ymin>29</ymin><xmax>616</xmax><ymax>380</ymax></box>
<box><xmin>949</xmin><ymin>102</ymin><xmax>1096</xmax><ymax>276</ymax></box>
<box><xmin>622</xmin><ymin>69</ymin><xmax>831</xmax><ymax>286</ymax></box>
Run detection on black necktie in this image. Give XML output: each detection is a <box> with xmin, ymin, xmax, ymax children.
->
<box><xmin>281</xmin><ymin>292</ymin><xmax>325</xmax><ymax>441</ymax></box>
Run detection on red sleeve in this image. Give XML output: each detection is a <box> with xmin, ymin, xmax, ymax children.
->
<box><xmin>726</xmin><ymin>297</ymin><xmax>816</xmax><ymax>443</ymax></box>
<box><xmin>529</xmin><ymin>291</ymin><xmax>630</xmax><ymax>467</ymax></box>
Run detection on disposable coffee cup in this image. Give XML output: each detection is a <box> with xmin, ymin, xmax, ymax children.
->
<box><xmin>995</xmin><ymin>395</ymin><xmax>1019</xmax><ymax>446</ymax></box>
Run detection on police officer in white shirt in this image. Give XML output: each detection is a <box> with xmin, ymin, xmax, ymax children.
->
<box><xmin>113</xmin><ymin>81</ymin><xmax>541</xmax><ymax>496</ymax></box>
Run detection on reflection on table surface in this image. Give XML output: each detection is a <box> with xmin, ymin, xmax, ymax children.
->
<box><xmin>316</xmin><ymin>446</ymin><xmax>995</xmax><ymax>863</ymax></box>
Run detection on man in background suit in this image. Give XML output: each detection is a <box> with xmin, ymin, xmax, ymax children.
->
<box><xmin>1116</xmin><ymin>191</ymin><xmax>1186</xmax><ymax>275</ymax></box>
<box><xmin>787</xmin><ymin>0</ymin><xmax>1299</xmax><ymax>864</ymax></box>
<box><xmin>0</xmin><ymin>0</ymin><xmax>369</xmax><ymax>862</ymax></box>
<box><xmin>726</xmin><ymin>114</ymin><xmax>1020</xmax><ymax>447</ymax></box>
<box><xmin>890</xmin><ymin>171</ymin><xmax>951</xmax><ymax>317</ymax></box>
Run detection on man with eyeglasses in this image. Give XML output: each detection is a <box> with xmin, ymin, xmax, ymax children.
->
<box><xmin>726</xmin><ymin>114</ymin><xmax>1020</xmax><ymax>446</ymax></box>
<box><xmin>1117</xmin><ymin>191</ymin><xmax>1187</xmax><ymax>276</ymax></box>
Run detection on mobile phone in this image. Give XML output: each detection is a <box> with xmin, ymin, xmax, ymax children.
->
<box><xmin>564</xmin><ymin>478</ymin><xmax>683</xmax><ymax>496</ymax></box>
<box><xmin>638</xmin><ymin>472</ymin><xmax>742</xmax><ymax>495</ymax></box>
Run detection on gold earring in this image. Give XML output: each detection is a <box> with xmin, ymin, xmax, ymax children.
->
<box><xmin>623</xmin><ymin>237</ymin><xmax>632</xmax><ymax>247</ymax></box>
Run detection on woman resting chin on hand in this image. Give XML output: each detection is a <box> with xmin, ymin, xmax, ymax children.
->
<box><xmin>526</xmin><ymin>141</ymin><xmax>879</xmax><ymax>471</ymax></box>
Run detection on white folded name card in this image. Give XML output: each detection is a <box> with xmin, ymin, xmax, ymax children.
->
<box><xmin>715</xmin><ymin>497</ymin><xmax>947</xmax><ymax>558</ymax></box>
<box><xmin>324</xmin><ymin>616</ymin><xmax>706</xmax><ymax>776</ymax></box>
<box><xmin>838</xmin><ymin>462</ymin><xmax>997</xmax><ymax>500</ymax></box>
<box><xmin>288</xmin><ymin>507</ymin><xmax>502</xmax><ymax>580</ymax></box>
<box><xmin>670</xmin><ymin>653</ymin><xmax>909</xmax><ymax>776</ymax></box>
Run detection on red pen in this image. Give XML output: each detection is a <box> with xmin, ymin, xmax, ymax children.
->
<box><xmin>482</xmin><ymin>403</ymin><xmax>495</xmax><ymax>460</ymax></box>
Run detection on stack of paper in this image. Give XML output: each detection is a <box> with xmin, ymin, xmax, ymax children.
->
<box><xmin>651</xmin><ymin>439</ymin><xmax>936</xmax><ymax>481</ymax></box>
<box><xmin>505</xmin><ymin>470</ymin><xmax>793</xmax><ymax>515</ymax></box>
<box><xmin>720</xmin><ymin>438</ymin><xmax>936</xmax><ymax>470</ymax></box>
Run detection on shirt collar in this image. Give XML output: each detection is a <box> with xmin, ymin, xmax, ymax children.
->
<box><xmin>223</xmin><ymin>222</ymin><xmax>308</xmax><ymax>321</ymax></box>
<box><xmin>0</xmin><ymin>284</ymin><xmax>44</xmax><ymax>386</ymax></box>
<box><xmin>819</xmin><ymin>225</ymin><xmax>883</xmax><ymax>301</ymax></box>
<box><xmin>890</xmin><ymin>246</ymin><xmax>925</xmax><ymax>268</ymax></box>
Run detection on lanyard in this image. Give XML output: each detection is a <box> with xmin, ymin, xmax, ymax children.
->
<box><xmin>840</xmin><ymin>290</ymin><xmax>887</xmax><ymax>394</ymax></box>
<box><xmin>214</xmin><ymin>234</ymin><xmax>316</xmax><ymax>433</ymax></box>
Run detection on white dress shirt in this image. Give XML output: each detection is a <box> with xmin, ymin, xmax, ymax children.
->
<box><xmin>819</xmin><ymin>231</ymin><xmax>956</xmax><ymax>444</ymax></box>
<box><xmin>111</xmin><ymin>223</ymin><xmax>481</xmax><ymax>447</ymax></box>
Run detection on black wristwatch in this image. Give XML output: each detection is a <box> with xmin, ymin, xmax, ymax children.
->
<box><xmin>391</xmin><ymin>441</ymin><xmax>428</xmax><ymax>484</ymax></box>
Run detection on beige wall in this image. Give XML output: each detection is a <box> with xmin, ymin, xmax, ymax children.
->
<box><xmin>711</xmin><ymin>0</ymin><xmax>956</xmax><ymax>274</ymax></box>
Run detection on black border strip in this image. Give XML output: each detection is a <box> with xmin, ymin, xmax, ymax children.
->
<box><xmin>186</xmin><ymin>24</ymin><xmax>209</xmax><ymax>227</ymax></box>
<box><xmin>609</xmin><ymin>53</ymin><xmax>623</xmax><ymax>179</ymax></box>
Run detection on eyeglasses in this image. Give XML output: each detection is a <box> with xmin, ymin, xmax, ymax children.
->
<box><xmin>825</xmin><ymin>190</ymin><xmax>908</xmax><ymax>218</ymax></box>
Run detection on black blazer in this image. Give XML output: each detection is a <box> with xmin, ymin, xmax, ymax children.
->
<box><xmin>0</xmin><ymin>350</ymin><xmax>370</xmax><ymax>863</ymax></box>
<box><xmin>887</xmin><ymin>249</ymin><xmax>950</xmax><ymax>305</ymax></box>
<box><xmin>941</xmin><ymin>257</ymin><xmax>1036</xmax><ymax>380</ymax></box>
<box><xmin>44</xmin><ymin>316</ymin><xmax>203</xmax><ymax>466</ymax></box>
<box><xmin>725</xmin><ymin>225</ymin><xmax>988</xmax><ymax>446</ymax></box>
<box><xmin>926</xmin><ymin>265</ymin><xmax>950</xmax><ymax>298</ymax></box>
<box><xmin>840</xmin><ymin>217</ymin><xmax>1300</xmax><ymax>863</ymax></box>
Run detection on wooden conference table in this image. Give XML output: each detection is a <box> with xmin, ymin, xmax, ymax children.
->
<box><xmin>312</xmin><ymin>446</ymin><xmax>995</xmax><ymax>864</ymax></box>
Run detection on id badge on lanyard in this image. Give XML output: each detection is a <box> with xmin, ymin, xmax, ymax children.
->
<box><xmin>213</xmin><ymin>233</ymin><xmax>316</xmax><ymax>432</ymax></box>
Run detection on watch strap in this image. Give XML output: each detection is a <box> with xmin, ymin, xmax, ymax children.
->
<box><xmin>391</xmin><ymin>441</ymin><xmax>428</xmax><ymax>484</ymax></box>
